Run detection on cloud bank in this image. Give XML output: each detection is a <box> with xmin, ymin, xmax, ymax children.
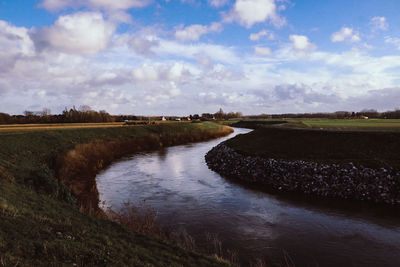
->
<box><xmin>1</xmin><ymin>1</ymin><xmax>400</xmax><ymax>115</ymax></box>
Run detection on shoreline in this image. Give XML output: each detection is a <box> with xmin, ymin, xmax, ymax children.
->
<box><xmin>0</xmin><ymin>122</ymin><xmax>233</xmax><ymax>266</ymax></box>
<box><xmin>206</xmin><ymin>142</ymin><xmax>400</xmax><ymax>205</ymax></box>
<box><xmin>57</xmin><ymin>124</ymin><xmax>234</xmax><ymax>214</ymax></box>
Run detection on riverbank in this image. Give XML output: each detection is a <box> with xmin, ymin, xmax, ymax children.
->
<box><xmin>0</xmin><ymin>122</ymin><xmax>232</xmax><ymax>266</ymax></box>
<box><xmin>206</xmin><ymin>126</ymin><xmax>400</xmax><ymax>205</ymax></box>
<box><xmin>57</xmin><ymin>123</ymin><xmax>233</xmax><ymax>214</ymax></box>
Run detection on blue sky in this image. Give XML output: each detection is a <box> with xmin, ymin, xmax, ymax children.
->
<box><xmin>0</xmin><ymin>0</ymin><xmax>400</xmax><ymax>115</ymax></box>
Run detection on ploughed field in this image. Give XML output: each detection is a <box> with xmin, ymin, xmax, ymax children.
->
<box><xmin>230</xmin><ymin>118</ymin><xmax>400</xmax><ymax>131</ymax></box>
<box><xmin>225</xmin><ymin>126</ymin><xmax>400</xmax><ymax>169</ymax></box>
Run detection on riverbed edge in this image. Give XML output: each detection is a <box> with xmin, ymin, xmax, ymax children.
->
<box><xmin>0</xmin><ymin>123</ymin><xmax>233</xmax><ymax>266</ymax></box>
<box><xmin>57</xmin><ymin>124</ymin><xmax>234</xmax><ymax>215</ymax></box>
<box><xmin>205</xmin><ymin>143</ymin><xmax>400</xmax><ymax>205</ymax></box>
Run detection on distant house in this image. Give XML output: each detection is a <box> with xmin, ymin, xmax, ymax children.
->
<box><xmin>161</xmin><ymin>116</ymin><xmax>167</xmax><ymax>121</ymax></box>
<box><xmin>360</xmin><ymin>115</ymin><xmax>369</xmax><ymax>119</ymax></box>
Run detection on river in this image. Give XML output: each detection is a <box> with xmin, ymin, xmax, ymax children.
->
<box><xmin>97</xmin><ymin>128</ymin><xmax>400</xmax><ymax>266</ymax></box>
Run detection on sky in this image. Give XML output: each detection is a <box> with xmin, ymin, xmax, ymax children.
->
<box><xmin>0</xmin><ymin>0</ymin><xmax>400</xmax><ymax>115</ymax></box>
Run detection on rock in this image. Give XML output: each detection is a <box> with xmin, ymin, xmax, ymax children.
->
<box><xmin>205</xmin><ymin>143</ymin><xmax>400</xmax><ymax>205</ymax></box>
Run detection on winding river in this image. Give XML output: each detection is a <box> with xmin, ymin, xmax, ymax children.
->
<box><xmin>97</xmin><ymin>128</ymin><xmax>400</xmax><ymax>266</ymax></box>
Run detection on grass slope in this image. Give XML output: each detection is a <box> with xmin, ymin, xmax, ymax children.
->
<box><xmin>0</xmin><ymin>123</ymin><xmax>230</xmax><ymax>266</ymax></box>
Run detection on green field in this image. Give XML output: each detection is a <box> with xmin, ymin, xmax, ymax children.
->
<box><xmin>299</xmin><ymin>119</ymin><xmax>400</xmax><ymax>131</ymax></box>
<box><xmin>0</xmin><ymin>123</ymin><xmax>230</xmax><ymax>266</ymax></box>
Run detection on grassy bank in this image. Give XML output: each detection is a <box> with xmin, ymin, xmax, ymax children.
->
<box><xmin>0</xmin><ymin>122</ymin><xmax>232</xmax><ymax>266</ymax></box>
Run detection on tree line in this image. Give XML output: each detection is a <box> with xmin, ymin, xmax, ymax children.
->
<box><xmin>199</xmin><ymin>108</ymin><xmax>243</xmax><ymax>120</ymax></box>
<box><xmin>0</xmin><ymin>106</ymin><xmax>118</xmax><ymax>124</ymax></box>
<box><xmin>0</xmin><ymin>107</ymin><xmax>244</xmax><ymax>124</ymax></box>
<box><xmin>247</xmin><ymin>109</ymin><xmax>400</xmax><ymax>120</ymax></box>
<box><xmin>2</xmin><ymin>106</ymin><xmax>400</xmax><ymax>125</ymax></box>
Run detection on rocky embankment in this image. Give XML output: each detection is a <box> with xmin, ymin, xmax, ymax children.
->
<box><xmin>205</xmin><ymin>143</ymin><xmax>400</xmax><ymax>205</ymax></box>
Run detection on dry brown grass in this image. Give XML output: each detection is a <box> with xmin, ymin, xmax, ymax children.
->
<box><xmin>105</xmin><ymin>201</ymin><xmax>170</xmax><ymax>240</ymax></box>
<box><xmin>56</xmin><ymin>125</ymin><xmax>233</xmax><ymax>214</ymax></box>
<box><xmin>106</xmin><ymin>201</ymin><xmax>297</xmax><ymax>267</ymax></box>
<box><xmin>109</xmin><ymin>204</ymin><xmax>240</xmax><ymax>265</ymax></box>
<box><xmin>0</xmin><ymin>166</ymin><xmax>14</xmax><ymax>181</ymax></box>
<box><xmin>57</xmin><ymin>136</ymin><xmax>162</xmax><ymax>214</ymax></box>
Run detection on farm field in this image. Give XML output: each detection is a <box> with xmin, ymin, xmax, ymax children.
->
<box><xmin>0</xmin><ymin>121</ymin><xmax>186</xmax><ymax>133</ymax></box>
<box><xmin>0</xmin><ymin>122</ymin><xmax>124</xmax><ymax>133</ymax></box>
<box><xmin>225</xmin><ymin>122</ymin><xmax>400</xmax><ymax>168</ymax></box>
<box><xmin>299</xmin><ymin>119</ymin><xmax>400</xmax><ymax>131</ymax></box>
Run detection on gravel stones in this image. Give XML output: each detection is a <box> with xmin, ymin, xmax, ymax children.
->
<box><xmin>205</xmin><ymin>144</ymin><xmax>400</xmax><ymax>205</ymax></box>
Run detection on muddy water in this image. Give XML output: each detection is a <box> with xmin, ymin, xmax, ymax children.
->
<box><xmin>97</xmin><ymin>128</ymin><xmax>400</xmax><ymax>266</ymax></box>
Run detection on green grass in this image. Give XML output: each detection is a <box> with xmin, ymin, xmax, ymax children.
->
<box><xmin>215</xmin><ymin>120</ymin><xmax>240</xmax><ymax>126</ymax></box>
<box><xmin>300</xmin><ymin>119</ymin><xmax>400</xmax><ymax>131</ymax></box>
<box><xmin>0</xmin><ymin>122</ymin><xmax>230</xmax><ymax>266</ymax></box>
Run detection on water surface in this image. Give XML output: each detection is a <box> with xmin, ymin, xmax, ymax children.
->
<box><xmin>97</xmin><ymin>128</ymin><xmax>400</xmax><ymax>266</ymax></box>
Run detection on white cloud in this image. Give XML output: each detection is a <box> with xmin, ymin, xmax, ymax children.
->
<box><xmin>88</xmin><ymin>0</ymin><xmax>152</xmax><ymax>9</ymax></box>
<box><xmin>289</xmin><ymin>34</ymin><xmax>316</xmax><ymax>53</ymax></box>
<box><xmin>155</xmin><ymin>38</ymin><xmax>240</xmax><ymax>64</ymax></box>
<box><xmin>224</xmin><ymin>0</ymin><xmax>285</xmax><ymax>28</ymax></box>
<box><xmin>385</xmin><ymin>36</ymin><xmax>400</xmax><ymax>50</ymax></box>
<box><xmin>39</xmin><ymin>0</ymin><xmax>152</xmax><ymax>11</ymax></box>
<box><xmin>132</xmin><ymin>64</ymin><xmax>160</xmax><ymax>81</ymax></box>
<box><xmin>143</xmin><ymin>81</ymin><xmax>181</xmax><ymax>105</ymax></box>
<box><xmin>175</xmin><ymin>22</ymin><xmax>222</xmax><ymax>42</ymax></box>
<box><xmin>370</xmin><ymin>16</ymin><xmax>388</xmax><ymax>31</ymax></box>
<box><xmin>331</xmin><ymin>27</ymin><xmax>361</xmax><ymax>43</ymax></box>
<box><xmin>129</xmin><ymin>37</ymin><xmax>160</xmax><ymax>56</ymax></box>
<box><xmin>39</xmin><ymin>0</ymin><xmax>152</xmax><ymax>23</ymax></box>
<box><xmin>131</xmin><ymin>62</ymin><xmax>189</xmax><ymax>82</ymax></box>
<box><xmin>32</xmin><ymin>12</ymin><xmax>115</xmax><ymax>54</ymax></box>
<box><xmin>254</xmin><ymin>46</ymin><xmax>271</xmax><ymax>56</ymax></box>
<box><xmin>3</xmin><ymin>13</ymin><xmax>400</xmax><ymax>115</ymax></box>
<box><xmin>38</xmin><ymin>0</ymin><xmax>75</xmax><ymax>12</ymax></box>
<box><xmin>249</xmin><ymin>29</ymin><xmax>275</xmax><ymax>41</ymax></box>
<box><xmin>196</xmin><ymin>55</ymin><xmax>213</xmax><ymax>68</ymax></box>
<box><xmin>0</xmin><ymin>21</ymin><xmax>35</xmax><ymax>56</ymax></box>
<box><xmin>208</xmin><ymin>0</ymin><xmax>229</xmax><ymax>7</ymax></box>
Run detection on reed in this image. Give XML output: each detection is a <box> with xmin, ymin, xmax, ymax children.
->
<box><xmin>105</xmin><ymin>201</ymin><xmax>170</xmax><ymax>240</ymax></box>
<box><xmin>56</xmin><ymin>123</ymin><xmax>233</xmax><ymax>214</ymax></box>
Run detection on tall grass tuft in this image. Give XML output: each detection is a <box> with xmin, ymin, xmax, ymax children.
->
<box><xmin>105</xmin><ymin>201</ymin><xmax>170</xmax><ymax>240</ymax></box>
